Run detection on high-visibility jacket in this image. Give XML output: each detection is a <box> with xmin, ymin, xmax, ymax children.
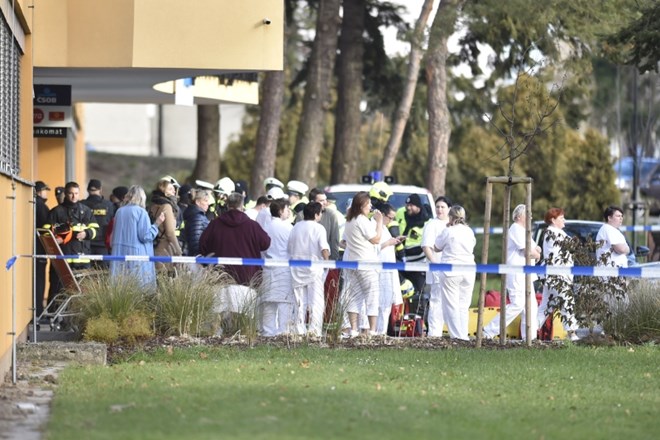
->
<box><xmin>45</xmin><ymin>201</ymin><xmax>99</xmax><ymax>264</ymax></box>
<box><xmin>396</xmin><ymin>207</ymin><xmax>430</xmax><ymax>263</ymax></box>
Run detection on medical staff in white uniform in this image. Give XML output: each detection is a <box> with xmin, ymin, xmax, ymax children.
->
<box><xmin>421</xmin><ymin>196</ymin><xmax>452</xmax><ymax>337</ymax></box>
<box><xmin>287</xmin><ymin>202</ymin><xmax>330</xmax><ymax>336</ymax></box>
<box><xmin>434</xmin><ymin>205</ymin><xmax>476</xmax><ymax>340</ymax></box>
<box><xmin>595</xmin><ymin>206</ymin><xmax>630</xmax><ymax>268</ymax></box>
<box><xmin>483</xmin><ymin>204</ymin><xmax>541</xmax><ymax>341</ymax></box>
<box><xmin>342</xmin><ymin>191</ymin><xmax>383</xmax><ymax>337</ymax></box>
<box><xmin>260</xmin><ymin>199</ymin><xmax>294</xmax><ymax>336</ymax></box>
<box><xmin>537</xmin><ymin>207</ymin><xmax>579</xmax><ymax>341</ymax></box>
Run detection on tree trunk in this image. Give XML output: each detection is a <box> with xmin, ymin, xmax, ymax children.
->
<box><xmin>251</xmin><ymin>71</ymin><xmax>285</xmax><ymax>198</ymax></box>
<box><xmin>331</xmin><ymin>0</ymin><xmax>366</xmax><ymax>185</ymax></box>
<box><xmin>381</xmin><ymin>0</ymin><xmax>435</xmax><ymax>176</ymax></box>
<box><xmin>425</xmin><ymin>0</ymin><xmax>464</xmax><ymax>196</ymax></box>
<box><xmin>192</xmin><ymin>105</ymin><xmax>220</xmax><ymax>183</ymax></box>
<box><xmin>290</xmin><ymin>0</ymin><xmax>341</xmax><ymax>188</ymax></box>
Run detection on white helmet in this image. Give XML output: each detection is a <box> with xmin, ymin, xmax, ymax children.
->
<box><xmin>214</xmin><ymin>177</ymin><xmax>235</xmax><ymax>195</ymax></box>
<box><xmin>266</xmin><ymin>187</ymin><xmax>287</xmax><ymax>200</ymax></box>
<box><xmin>263</xmin><ymin>177</ymin><xmax>284</xmax><ymax>189</ymax></box>
<box><xmin>286</xmin><ymin>180</ymin><xmax>309</xmax><ymax>196</ymax></box>
<box><xmin>195</xmin><ymin>179</ymin><xmax>214</xmax><ymax>190</ymax></box>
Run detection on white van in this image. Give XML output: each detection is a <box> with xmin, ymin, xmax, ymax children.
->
<box><xmin>325</xmin><ymin>183</ymin><xmax>436</xmax><ymax>218</ymax></box>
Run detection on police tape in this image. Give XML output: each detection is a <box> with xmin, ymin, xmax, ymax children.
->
<box><xmin>472</xmin><ymin>224</ymin><xmax>660</xmax><ymax>234</ymax></box>
<box><xmin>6</xmin><ymin>254</ymin><xmax>660</xmax><ymax>279</ymax></box>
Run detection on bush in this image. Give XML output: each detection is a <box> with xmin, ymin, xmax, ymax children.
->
<box><xmin>119</xmin><ymin>313</ymin><xmax>154</xmax><ymax>344</ymax></box>
<box><xmin>156</xmin><ymin>268</ymin><xmax>228</xmax><ymax>337</ymax></box>
<box><xmin>73</xmin><ymin>272</ymin><xmax>155</xmax><ymax>345</ymax></box>
<box><xmin>540</xmin><ymin>232</ymin><xmax>626</xmax><ymax>332</ymax></box>
<box><xmin>83</xmin><ymin>315</ymin><xmax>120</xmax><ymax>344</ymax></box>
<box><xmin>603</xmin><ymin>280</ymin><xmax>660</xmax><ymax>343</ymax></box>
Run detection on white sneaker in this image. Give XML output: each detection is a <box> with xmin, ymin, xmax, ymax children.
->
<box><xmin>341</xmin><ymin>329</ymin><xmax>359</xmax><ymax>339</ymax></box>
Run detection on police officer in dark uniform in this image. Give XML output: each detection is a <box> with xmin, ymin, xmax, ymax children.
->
<box><xmin>34</xmin><ymin>181</ymin><xmax>51</xmax><ymax>318</ymax></box>
<box><xmin>81</xmin><ymin>179</ymin><xmax>115</xmax><ymax>267</ymax></box>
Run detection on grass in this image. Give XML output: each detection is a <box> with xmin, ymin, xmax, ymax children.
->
<box><xmin>47</xmin><ymin>344</ymin><xmax>659</xmax><ymax>440</ymax></box>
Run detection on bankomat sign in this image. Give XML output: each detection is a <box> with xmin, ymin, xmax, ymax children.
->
<box><xmin>33</xmin><ymin>85</ymin><xmax>72</xmax><ymax>138</ymax></box>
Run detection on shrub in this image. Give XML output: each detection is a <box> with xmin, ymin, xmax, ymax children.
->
<box><xmin>83</xmin><ymin>315</ymin><xmax>120</xmax><ymax>344</ymax></box>
<box><xmin>602</xmin><ymin>280</ymin><xmax>660</xmax><ymax>343</ymax></box>
<box><xmin>119</xmin><ymin>313</ymin><xmax>154</xmax><ymax>344</ymax></box>
<box><xmin>72</xmin><ymin>271</ymin><xmax>155</xmax><ymax>344</ymax></box>
<box><xmin>156</xmin><ymin>268</ymin><xmax>228</xmax><ymax>337</ymax></box>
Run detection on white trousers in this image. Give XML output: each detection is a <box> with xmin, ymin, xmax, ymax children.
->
<box><xmin>439</xmin><ymin>272</ymin><xmax>475</xmax><ymax>340</ymax></box>
<box><xmin>427</xmin><ymin>282</ymin><xmax>444</xmax><ymax>337</ymax></box>
<box><xmin>483</xmin><ymin>285</ymin><xmax>538</xmax><ymax>341</ymax></box>
<box><xmin>537</xmin><ymin>282</ymin><xmax>578</xmax><ymax>332</ymax></box>
<box><xmin>345</xmin><ymin>269</ymin><xmax>379</xmax><ymax>317</ymax></box>
<box><xmin>260</xmin><ymin>302</ymin><xmax>294</xmax><ymax>337</ymax></box>
<box><xmin>376</xmin><ymin>269</ymin><xmax>400</xmax><ymax>334</ymax></box>
<box><xmin>293</xmin><ymin>274</ymin><xmax>325</xmax><ymax>336</ymax></box>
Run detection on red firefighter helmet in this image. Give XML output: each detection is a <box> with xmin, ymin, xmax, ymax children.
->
<box><xmin>52</xmin><ymin>223</ymin><xmax>73</xmax><ymax>245</ymax></box>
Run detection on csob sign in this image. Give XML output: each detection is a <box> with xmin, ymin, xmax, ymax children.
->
<box><xmin>33</xmin><ymin>85</ymin><xmax>71</xmax><ymax>106</ymax></box>
<box><xmin>33</xmin><ymin>85</ymin><xmax>72</xmax><ymax>137</ymax></box>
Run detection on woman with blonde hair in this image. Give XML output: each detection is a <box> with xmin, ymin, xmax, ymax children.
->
<box><xmin>342</xmin><ymin>191</ymin><xmax>383</xmax><ymax>337</ymax></box>
<box><xmin>110</xmin><ymin>185</ymin><xmax>164</xmax><ymax>288</ymax></box>
<box><xmin>148</xmin><ymin>178</ymin><xmax>182</xmax><ymax>270</ymax></box>
<box><xmin>434</xmin><ymin>205</ymin><xmax>476</xmax><ymax>340</ymax></box>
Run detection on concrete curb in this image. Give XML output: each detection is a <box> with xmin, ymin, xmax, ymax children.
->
<box><xmin>17</xmin><ymin>341</ymin><xmax>107</xmax><ymax>366</ymax></box>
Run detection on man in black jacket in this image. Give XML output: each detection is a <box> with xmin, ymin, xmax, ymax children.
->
<box><xmin>34</xmin><ymin>181</ymin><xmax>51</xmax><ymax>317</ymax></box>
<box><xmin>45</xmin><ymin>181</ymin><xmax>99</xmax><ymax>280</ymax></box>
<box><xmin>82</xmin><ymin>179</ymin><xmax>115</xmax><ymax>267</ymax></box>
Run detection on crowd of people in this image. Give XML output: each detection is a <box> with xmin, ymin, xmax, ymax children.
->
<box><xmin>33</xmin><ymin>174</ymin><xmax>633</xmax><ymax>341</ymax></box>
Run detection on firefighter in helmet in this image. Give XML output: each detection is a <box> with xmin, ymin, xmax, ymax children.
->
<box><xmin>369</xmin><ymin>181</ymin><xmax>402</xmax><ymax>257</ymax></box>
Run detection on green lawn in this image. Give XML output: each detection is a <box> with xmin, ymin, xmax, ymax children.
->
<box><xmin>47</xmin><ymin>344</ymin><xmax>659</xmax><ymax>440</ymax></box>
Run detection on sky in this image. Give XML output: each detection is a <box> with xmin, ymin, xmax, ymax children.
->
<box><xmin>383</xmin><ymin>0</ymin><xmax>491</xmax><ymax>86</ymax></box>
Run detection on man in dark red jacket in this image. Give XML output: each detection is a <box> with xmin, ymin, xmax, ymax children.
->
<box><xmin>200</xmin><ymin>192</ymin><xmax>271</xmax><ymax>285</ymax></box>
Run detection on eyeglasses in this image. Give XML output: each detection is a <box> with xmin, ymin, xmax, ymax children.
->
<box><xmin>386</xmin><ymin>215</ymin><xmax>396</xmax><ymax>220</ymax></box>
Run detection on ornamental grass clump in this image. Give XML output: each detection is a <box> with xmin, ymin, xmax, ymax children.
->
<box><xmin>324</xmin><ymin>271</ymin><xmax>353</xmax><ymax>344</ymax></box>
<box><xmin>73</xmin><ymin>271</ymin><xmax>154</xmax><ymax>345</ymax></box>
<box><xmin>602</xmin><ymin>280</ymin><xmax>660</xmax><ymax>344</ymax></box>
<box><xmin>155</xmin><ymin>268</ymin><xmax>227</xmax><ymax>337</ymax></box>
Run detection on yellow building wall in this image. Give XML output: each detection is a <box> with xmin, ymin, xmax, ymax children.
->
<box><xmin>34</xmin><ymin>0</ymin><xmax>284</xmax><ymax>71</ymax></box>
<box><xmin>0</xmin><ymin>183</ymin><xmax>35</xmax><ymax>354</ymax></box>
<box><xmin>0</xmin><ymin>0</ymin><xmax>35</xmax><ymax>377</ymax></box>
<box><xmin>36</xmin><ymin>140</ymin><xmax>66</xmax><ymax>205</ymax></box>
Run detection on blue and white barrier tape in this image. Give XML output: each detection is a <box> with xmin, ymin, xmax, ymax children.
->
<box><xmin>7</xmin><ymin>254</ymin><xmax>660</xmax><ymax>279</ymax></box>
<box><xmin>472</xmin><ymin>224</ymin><xmax>660</xmax><ymax>234</ymax></box>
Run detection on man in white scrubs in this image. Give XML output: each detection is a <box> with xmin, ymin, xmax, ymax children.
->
<box><xmin>287</xmin><ymin>202</ymin><xmax>330</xmax><ymax>336</ymax></box>
<box><xmin>483</xmin><ymin>204</ymin><xmax>541</xmax><ymax>341</ymax></box>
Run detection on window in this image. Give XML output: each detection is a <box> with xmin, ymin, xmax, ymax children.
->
<box><xmin>0</xmin><ymin>12</ymin><xmax>21</xmax><ymax>176</ymax></box>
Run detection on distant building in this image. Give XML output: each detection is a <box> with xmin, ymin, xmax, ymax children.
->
<box><xmin>84</xmin><ymin>103</ymin><xmax>245</xmax><ymax>158</ymax></box>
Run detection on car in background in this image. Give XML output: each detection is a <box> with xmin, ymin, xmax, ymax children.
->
<box><xmin>532</xmin><ymin>220</ymin><xmax>604</xmax><ymax>247</ymax></box>
<box><xmin>614</xmin><ymin>156</ymin><xmax>660</xmax><ymax>193</ymax></box>
<box><xmin>532</xmin><ymin>220</ymin><xmax>649</xmax><ymax>264</ymax></box>
<box><xmin>325</xmin><ymin>183</ymin><xmax>436</xmax><ymax>218</ymax></box>
<box><xmin>639</xmin><ymin>163</ymin><xmax>660</xmax><ymax>215</ymax></box>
